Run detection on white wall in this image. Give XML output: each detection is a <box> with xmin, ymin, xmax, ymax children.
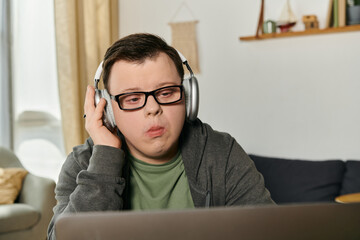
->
<box><xmin>119</xmin><ymin>0</ymin><xmax>360</xmax><ymax>160</ymax></box>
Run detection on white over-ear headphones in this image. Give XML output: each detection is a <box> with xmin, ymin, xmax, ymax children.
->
<box><xmin>94</xmin><ymin>50</ymin><xmax>199</xmax><ymax>131</ymax></box>
<box><xmin>177</xmin><ymin>51</ymin><xmax>199</xmax><ymax>122</ymax></box>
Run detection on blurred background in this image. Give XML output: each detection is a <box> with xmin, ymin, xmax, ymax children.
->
<box><xmin>1</xmin><ymin>0</ymin><xmax>359</xmax><ymax>182</ymax></box>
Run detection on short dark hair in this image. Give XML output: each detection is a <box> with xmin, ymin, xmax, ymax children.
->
<box><xmin>102</xmin><ymin>33</ymin><xmax>184</xmax><ymax>89</ymax></box>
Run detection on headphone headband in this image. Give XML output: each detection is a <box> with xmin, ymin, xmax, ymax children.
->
<box><xmin>94</xmin><ymin>51</ymin><xmax>193</xmax><ymax>84</ymax></box>
<box><xmin>176</xmin><ymin>50</ymin><xmax>194</xmax><ymax>77</ymax></box>
<box><xmin>94</xmin><ymin>50</ymin><xmax>199</xmax><ymax>123</ymax></box>
<box><xmin>94</xmin><ymin>61</ymin><xmax>104</xmax><ymax>88</ymax></box>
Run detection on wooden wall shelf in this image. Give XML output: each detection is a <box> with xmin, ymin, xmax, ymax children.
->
<box><xmin>239</xmin><ymin>24</ymin><xmax>360</xmax><ymax>41</ymax></box>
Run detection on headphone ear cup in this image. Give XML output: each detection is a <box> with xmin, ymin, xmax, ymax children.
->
<box><xmin>183</xmin><ymin>76</ymin><xmax>199</xmax><ymax>121</ymax></box>
<box><xmin>100</xmin><ymin>89</ymin><xmax>116</xmax><ymax>131</ymax></box>
<box><xmin>183</xmin><ymin>77</ymin><xmax>191</xmax><ymax>118</ymax></box>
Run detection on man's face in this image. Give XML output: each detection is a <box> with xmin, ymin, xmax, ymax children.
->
<box><xmin>108</xmin><ymin>52</ymin><xmax>186</xmax><ymax>164</ymax></box>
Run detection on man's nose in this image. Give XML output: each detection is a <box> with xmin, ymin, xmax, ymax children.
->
<box><xmin>144</xmin><ymin>95</ymin><xmax>162</xmax><ymax>116</ymax></box>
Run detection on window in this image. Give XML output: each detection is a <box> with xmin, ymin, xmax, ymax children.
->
<box><xmin>11</xmin><ymin>0</ymin><xmax>64</xmax><ymax>181</ymax></box>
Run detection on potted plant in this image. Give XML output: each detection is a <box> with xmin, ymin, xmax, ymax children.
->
<box><xmin>347</xmin><ymin>0</ymin><xmax>360</xmax><ymax>25</ymax></box>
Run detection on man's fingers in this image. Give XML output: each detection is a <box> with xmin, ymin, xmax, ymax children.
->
<box><xmin>83</xmin><ymin>85</ymin><xmax>105</xmax><ymax>125</ymax></box>
<box><xmin>94</xmin><ymin>98</ymin><xmax>106</xmax><ymax>119</ymax></box>
<box><xmin>84</xmin><ymin>97</ymin><xmax>106</xmax><ymax>132</ymax></box>
<box><xmin>83</xmin><ymin>86</ymin><xmax>121</xmax><ymax>148</ymax></box>
<box><xmin>84</xmin><ymin>85</ymin><xmax>96</xmax><ymax>115</ymax></box>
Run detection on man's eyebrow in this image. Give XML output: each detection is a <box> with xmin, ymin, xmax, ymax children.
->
<box><xmin>155</xmin><ymin>81</ymin><xmax>180</xmax><ymax>88</ymax></box>
<box><xmin>121</xmin><ymin>87</ymin><xmax>141</xmax><ymax>92</ymax></box>
<box><xmin>121</xmin><ymin>81</ymin><xmax>180</xmax><ymax>93</ymax></box>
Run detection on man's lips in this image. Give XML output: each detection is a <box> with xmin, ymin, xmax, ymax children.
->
<box><xmin>146</xmin><ymin>126</ymin><xmax>165</xmax><ymax>138</ymax></box>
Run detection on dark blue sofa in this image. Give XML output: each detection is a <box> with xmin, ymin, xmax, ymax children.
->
<box><xmin>250</xmin><ymin>154</ymin><xmax>360</xmax><ymax>204</ymax></box>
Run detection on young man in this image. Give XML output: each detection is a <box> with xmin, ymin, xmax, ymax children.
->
<box><xmin>47</xmin><ymin>33</ymin><xmax>274</xmax><ymax>239</ymax></box>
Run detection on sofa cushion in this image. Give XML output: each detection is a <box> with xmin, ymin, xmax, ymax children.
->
<box><xmin>249</xmin><ymin>155</ymin><xmax>345</xmax><ymax>204</ymax></box>
<box><xmin>0</xmin><ymin>168</ymin><xmax>28</xmax><ymax>204</ymax></box>
<box><xmin>340</xmin><ymin>160</ymin><xmax>360</xmax><ymax>195</ymax></box>
<box><xmin>0</xmin><ymin>203</ymin><xmax>40</xmax><ymax>233</ymax></box>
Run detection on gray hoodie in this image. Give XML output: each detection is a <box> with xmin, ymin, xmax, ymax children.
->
<box><xmin>47</xmin><ymin>119</ymin><xmax>274</xmax><ymax>239</ymax></box>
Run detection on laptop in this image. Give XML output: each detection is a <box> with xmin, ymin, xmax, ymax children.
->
<box><xmin>55</xmin><ymin>202</ymin><xmax>360</xmax><ymax>240</ymax></box>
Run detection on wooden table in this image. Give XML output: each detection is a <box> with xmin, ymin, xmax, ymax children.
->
<box><xmin>335</xmin><ymin>192</ymin><xmax>360</xmax><ymax>203</ymax></box>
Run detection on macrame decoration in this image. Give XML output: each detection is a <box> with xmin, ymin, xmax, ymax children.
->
<box><xmin>169</xmin><ymin>2</ymin><xmax>200</xmax><ymax>73</ymax></box>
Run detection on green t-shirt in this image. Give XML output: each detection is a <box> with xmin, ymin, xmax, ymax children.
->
<box><xmin>128</xmin><ymin>151</ymin><xmax>194</xmax><ymax>210</ymax></box>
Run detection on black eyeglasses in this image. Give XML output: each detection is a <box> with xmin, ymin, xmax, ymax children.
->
<box><xmin>110</xmin><ymin>85</ymin><xmax>183</xmax><ymax>110</ymax></box>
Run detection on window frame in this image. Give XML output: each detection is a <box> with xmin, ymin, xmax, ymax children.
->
<box><xmin>0</xmin><ymin>0</ymin><xmax>13</xmax><ymax>149</ymax></box>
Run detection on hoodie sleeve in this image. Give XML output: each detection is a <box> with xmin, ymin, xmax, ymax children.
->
<box><xmin>47</xmin><ymin>141</ymin><xmax>126</xmax><ymax>240</ymax></box>
<box><xmin>225</xmin><ymin>140</ymin><xmax>275</xmax><ymax>206</ymax></box>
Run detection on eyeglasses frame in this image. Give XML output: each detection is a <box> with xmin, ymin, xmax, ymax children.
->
<box><xmin>110</xmin><ymin>85</ymin><xmax>184</xmax><ymax>111</ymax></box>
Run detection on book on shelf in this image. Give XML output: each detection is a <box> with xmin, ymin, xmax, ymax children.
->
<box><xmin>333</xmin><ymin>0</ymin><xmax>339</xmax><ymax>27</ymax></box>
<box><xmin>338</xmin><ymin>0</ymin><xmax>346</xmax><ymax>27</ymax></box>
<box><xmin>326</xmin><ymin>0</ymin><xmax>347</xmax><ymax>28</ymax></box>
<box><xmin>326</xmin><ymin>0</ymin><xmax>334</xmax><ymax>28</ymax></box>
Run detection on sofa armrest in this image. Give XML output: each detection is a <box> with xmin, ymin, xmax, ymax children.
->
<box><xmin>340</xmin><ymin>160</ymin><xmax>360</xmax><ymax>195</ymax></box>
<box><xmin>18</xmin><ymin>173</ymin><xmax>56</xmax><ymax>233</ymax></box>
<box><xmin>18</xmin><ymin>173</ymin><xmax>56</xmax><ymax>212</ymax></box>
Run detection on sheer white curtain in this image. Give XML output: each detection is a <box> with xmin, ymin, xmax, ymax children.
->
<box><xmin>0</xmin><ymin>0</ymin><xmax>13</xmax><ymax>149</ymax></box>
<box><xmin>11</xmin><ymin>0</ymin><xmax>64</xmax><ymax>181</ymax></box>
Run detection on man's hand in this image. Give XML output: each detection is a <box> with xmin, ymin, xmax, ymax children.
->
<box><xmin>84</xmin><ymin>85</ymin><xmax>122</xmax><ymax>149</ymax></box>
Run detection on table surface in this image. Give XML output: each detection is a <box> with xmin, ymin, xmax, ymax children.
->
<box><xmin>335</xmin><ymin>192</ymin><xmax>360</xmax><ymax>203</ymax></box>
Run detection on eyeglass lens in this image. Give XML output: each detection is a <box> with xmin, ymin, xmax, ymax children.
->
<box><xmin>118</xmin><ymin>86</ymin><xmax>182</xmax><ymax>110</ymax></box>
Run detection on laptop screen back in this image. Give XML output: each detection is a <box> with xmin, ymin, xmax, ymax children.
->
<box><xmin>55</xmin><ymin>202</ymin><xmax>360</xmax><ymax>240</ymax></box>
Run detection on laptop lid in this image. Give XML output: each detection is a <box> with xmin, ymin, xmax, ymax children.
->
<box><xmin>55</xmin><ymin>202</ymin><xmax>360</xmax><ymax>240</ymax></box>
